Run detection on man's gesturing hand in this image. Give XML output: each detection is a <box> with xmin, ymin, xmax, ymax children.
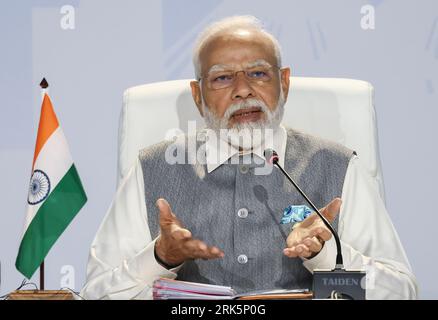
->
<box><xmin>154</xmin><ymin>198</ymin><xmax>224</xmax><ymax>267</ymax></box>
<box><xmin>284</xmin><ymin>198</ymin><xmax>342</xmax><ymax>259</ymax></box>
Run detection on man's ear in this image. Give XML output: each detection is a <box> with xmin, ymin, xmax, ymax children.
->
<box><xmin>280</xmin><ymin>67</ymin><xmax>291</xmax><ymax>101</ymax></box>
<box><xmin>190</xmin><ymin>81</ymin><xmax>204</xmax><ymax>117</ymax></box>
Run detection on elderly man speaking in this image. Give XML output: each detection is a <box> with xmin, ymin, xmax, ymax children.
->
<box><xmin>81</xmin><ymin>16</ymin><xmax>417</xmax><ymax>299</ymax></box>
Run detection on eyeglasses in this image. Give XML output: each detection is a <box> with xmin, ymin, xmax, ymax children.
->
<box><xmin>199</xmin><ymin>65</ymin><xmax>281</xmax><ymax>90</ymax></box>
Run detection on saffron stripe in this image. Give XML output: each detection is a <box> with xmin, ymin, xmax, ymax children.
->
<box><xmin>32</xmin><ymin>94</ymin><xmax>59</xmax><ymax>168</ymax></box>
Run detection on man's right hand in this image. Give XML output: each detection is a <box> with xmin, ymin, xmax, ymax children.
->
<box><xmin>154</xmin><ymin>198</ymin><xmax>224</xmax><ymax>267</ymax></box>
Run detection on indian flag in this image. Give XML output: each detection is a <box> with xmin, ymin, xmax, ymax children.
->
<box><xmin>15</xmin><ymin>92</ymin><xmax>87</xmax><ymax>279</ymax></box>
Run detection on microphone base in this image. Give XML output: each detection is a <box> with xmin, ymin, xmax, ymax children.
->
<box><xmin>313</xmin><ymin>268</ymin><xmax>366</xmax><ymax>300</ymax></box>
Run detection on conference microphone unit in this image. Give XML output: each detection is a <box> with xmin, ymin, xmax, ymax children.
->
<box><xmin>264</xmin><ymin>149</ymin><xmax>366</xmax><ymax>300</ymax></box>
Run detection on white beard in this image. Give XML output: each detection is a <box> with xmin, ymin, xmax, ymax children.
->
<box><xmin>202</xmin><ymin>87</ymin><xmax>286</xmax><ymax>151</ymax></box>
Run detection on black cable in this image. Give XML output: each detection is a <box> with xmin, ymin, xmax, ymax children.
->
<box><xmin>0</xmin><ymin>278</ymin><xmax>37</xmax><ymax>300</ymax></box>
<box><xmin>15</xmin><ymin>279</ymin><xmax>38</xmax><ymax>291</ymax></box>
<box><xmin>60</xmin><ymin>287</ymin><xmax>86</xmax><ymax>300</ymax></box>
<box><xmin>0</xmin><ymin>261</ymin><xmax>84</xmax><ymax>300</ymax></box>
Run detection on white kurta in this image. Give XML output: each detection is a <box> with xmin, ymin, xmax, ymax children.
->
<box><xmin>80</xmin><ymin>126</ymin><xmax>418</xmax><ymax>300</ymax></box>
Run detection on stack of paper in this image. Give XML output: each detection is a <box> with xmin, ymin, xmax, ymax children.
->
<box><xmin>234</xmin><ymin>288</ymin><xmax>313</xmax><ymax>300</ymax></box>
<box><xmin>153</xmin><ymin>278</ymin><xmax>312</xmax><ymax>300</ymax></box>
<box><xmin>153</xmin><ymin>278</ymin><xmax>236</xmax><ymax>300</ymax></box>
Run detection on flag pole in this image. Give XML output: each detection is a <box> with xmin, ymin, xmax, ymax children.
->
<box><xmin>39</xmin><ymin>77</ymin><xmax>49</xmax><ymax>291</ymax></box>
<box><xmin>39</xmin><ymin>261</ymin><xmax>45</xmax><ymax>290</ymax></box>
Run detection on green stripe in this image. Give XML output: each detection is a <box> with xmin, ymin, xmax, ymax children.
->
<box><xmin>15</xmin><ymin>164</ymin><xmax>87</xmax><ymax>279</ymax></box>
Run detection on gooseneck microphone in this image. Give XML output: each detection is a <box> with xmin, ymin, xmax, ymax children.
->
<box><xmin>264</xmin><ymin>149</ymin><xmax>343</xmax><ymax>269</ymax></box>
<box><xmin>264</xmin><ymin>149</ymin><xmax>366</xmax><ymax>299</ymax></box>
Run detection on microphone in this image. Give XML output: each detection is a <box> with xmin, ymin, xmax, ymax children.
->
<box><xmin>264</xmin><ymin>149</ymin><xmax>366</xmax><ymax>299</ymax></box>
<box><xmin>264</xmin><ymin>149</ymin><xmax>343</xmax><ymax>268</ymax></box>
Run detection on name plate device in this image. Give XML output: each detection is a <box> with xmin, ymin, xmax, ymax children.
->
<box><xmin>313</xmin><ymin>269</ymin><xmax>366</xmax><ymax>300</ymax></box>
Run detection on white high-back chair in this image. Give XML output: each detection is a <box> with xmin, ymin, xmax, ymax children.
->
<box><xmin>118</xmin><ymin>77</ymin><xmax>386</xmax><ymax>202</ymax></box>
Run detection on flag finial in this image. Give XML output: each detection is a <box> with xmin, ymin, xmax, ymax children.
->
<box><xmin>39</xmin><ymin>78</ymin><xmax>49</xmax><ymax>89</ymax></box>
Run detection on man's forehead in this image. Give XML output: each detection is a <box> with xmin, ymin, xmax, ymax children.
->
<box><xmin>207</xmin><ymin>59</ymin><xmax>273</xmax><ymax>74</ymax></box>
<box><xmin>200</xmin><ymin>31</ymin><xmax>277</xmax><ymax>70</ymax></box>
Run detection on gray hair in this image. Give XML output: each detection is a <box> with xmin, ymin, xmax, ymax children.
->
<box><xmin>192</xmin><ymin>15</ymin><xmax>283</xmax><ymax>80</ymax></box>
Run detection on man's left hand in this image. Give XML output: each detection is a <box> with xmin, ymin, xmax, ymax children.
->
<box><xmin>283</xmin><ymin>198</ymin><xmax>342</xmax><ymax>259</ymax></box>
